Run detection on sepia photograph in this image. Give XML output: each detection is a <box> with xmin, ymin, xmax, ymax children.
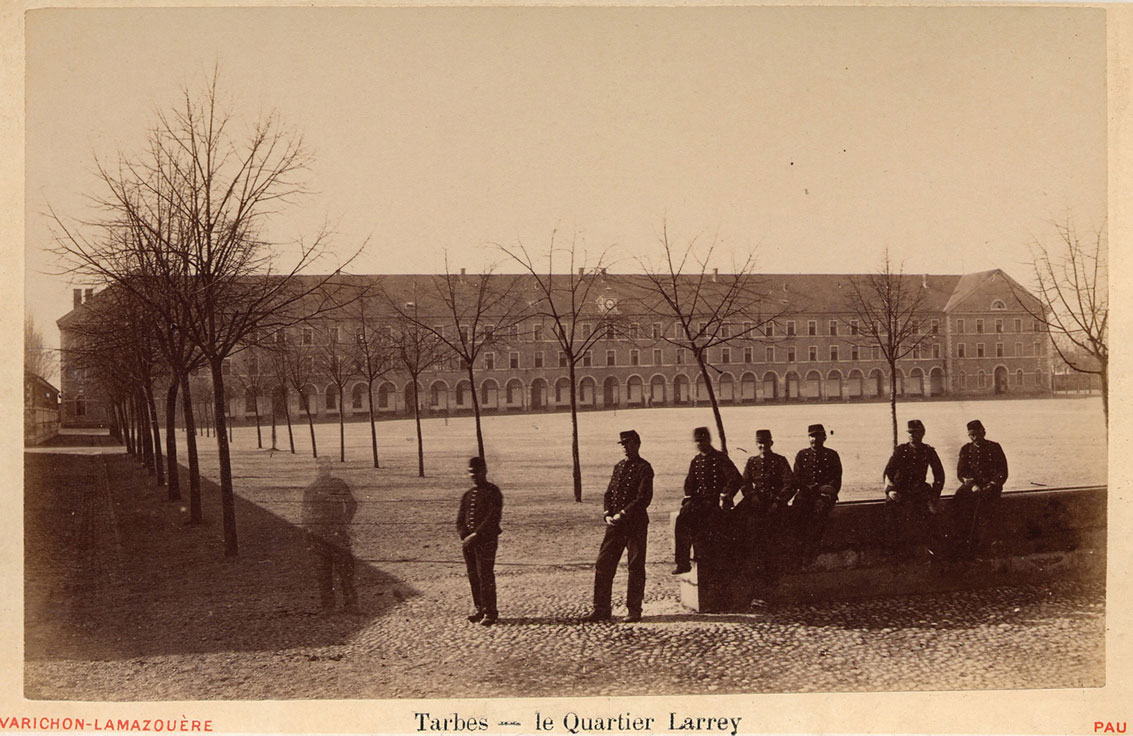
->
<box><xmin>11</xmin><ymin>3</ymin><xmax>1125</xmax><ymax>733</ymax></box>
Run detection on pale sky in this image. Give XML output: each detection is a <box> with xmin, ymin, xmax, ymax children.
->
<box><xmin>24</xmin><ymin>6</ymin><xmax>1107</xmax><ymax>351</ymax></box>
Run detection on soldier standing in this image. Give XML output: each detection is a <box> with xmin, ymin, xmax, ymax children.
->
<box><xmin>672</xmin><ymin>426</ymin><xmax>742</xmax><ymax>574</ymax></box>
<box><xmin>457</xmin><ymin>456</ymin><xmax>503</xmax><ymax>626</ymax></box>
<box><xmin>950</xmin><ymin>419</ymin><xmax>1009</xmax><ymax>559</ymax></box>
<box><xmin>883</xmin><ymin>419</ymin><xmax>946</xmax><ymax>557</ymax></box>
<box><xmin>791</xmin><ymin>423</ymin><xmax>843</xmax><ymax>564</ymax></box>
<box><xmin>737</xmin><ymin>429</ymin><xmax>795</xmax><ymax>586</ymax></box>
<box><xmin>586</xmin><ymin>430</ymin><xmax>654</xmax><ymax>623</ymax></box>
<box><xmin>302</xmin><ymin>456</ymin><xmax>359</xmax><ymax>613</ymax></box>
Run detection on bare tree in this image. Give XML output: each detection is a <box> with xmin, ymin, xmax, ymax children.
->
<box><xmin>267</xmin><ymin>337</ymin><xmax>297</xmax><ymax>454</ymax></box>
<box><xmin>233</xmin><ymin>343</ymin><xmax>270</xmax><ymax>449</ymax></box>
<box><xmin>495</xmin><ymin>230</ymin><xmax>620</xmax><ymax>501</ymax></box>
<box><xmin>279</xmin><ymin>327</ymin><xmax>321</xmax><ymax>458</ymax></box>
<box><xmin>843</xmin><ymin>251</ymin><xmax>936</xmax><ymax>448</ymax></box>
<box><xmin>631</xmin><ymin>223</ymin><xmax>782</xmax><ymax>456</ymax></box>
<box><xmin>317</xmin><ymin>321</ymin><xmax>354</xmax><ymax>462</ymax></box>
<box><xmin>25</xmin><ymin>314</ymin><xmax>58</xmax><ymax>382</ymax></box>
<box><xmin>49</xmin><ymin>73</ymin><xmax>354</xmax><ymax>556</ymax></box>
<box><xmin>1011</xmin><ymin>219</ymin><xmax>1108</xmax><ymax>424</ymax></box>
<box><xmin>349</xmin><ymin>283</ymin><xmax>396</xmax><ymax>468</ymax></box>
<box><xmin>392</xmin><ymin>305</ymin><xmax>448</xmax><ymax>477</ymax></box>
<box><xmin>386</xmin><ymin>261</ymin><xmax>530</xmax><ymax>466</ymax></box>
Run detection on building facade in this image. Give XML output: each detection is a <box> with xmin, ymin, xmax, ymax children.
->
<box><xmin>57</xmin><ymin>269</ymin><xmax>1054</xmax><ymax>426</ymax></box>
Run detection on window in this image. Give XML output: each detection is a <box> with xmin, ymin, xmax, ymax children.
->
<box><xmin>976</xmin><ymin>319</ymin><xmax>984</xmax><ymax>334</ymax></box>
<box><xmin>583</xmin><ymin>351</ymin><xmax>592</xmax><ymax>367</ymax></box>
<box><xmin>850</xmin><ymin>319</ymin><xmax>859</xmax><ymax>335</ymax></box>
<box><xmin>582</xmin><ymin>324</ymin><xmax>592</xmax><ymax>338</ymax></box>
<box><xmin>559</xmin><ymin>352</ymin><xmax>568</xmax><ymax>368</ymax></box>
<box><xmin>534</xmin><ymin>352</ymin><xmax>544</xmax><ymax>368</ymax></box>
<box><xmin>460</xmin><ymin>325</ymin><xmax>469</xmax><ymax>342</ymax></box>
<box><xmin>302</xmin><ymin>327</ymin><xmax>314</xmax><ymax>346</ymax></box>
<box><xmin>956</xmin><ymin>319</ymin><xmax>965</xmax><ymax>334</ymax></box>
<box><xmin>1033</xmin><ymin>319</ymin><xmax>1041</xmax><ymax>332</ymax></box>
<box><xmin>930</xmin><ymin>320</ymin><xmax>939</xmax><ymax>335</ymax></box>
<box><xmin>605</xmin><ymin>325</ymin><xmax>615</xmax><ymax>339</ymax></box>
<box><xmin>720</xmin><ymin>324</ymin><xmax>730</xmax><ymax>339</ymax></box>
<box><xmin>630</xmin><ymin>349</ymin><xmax>640</xmax><ymax>366</ymax></box>
<box><xmin>509</xmin><ymin>352</ymin><xmax>519</xmax><ymax>369</ymax></box>
<box><xmin>743</xmin><ymin>322</ymin><xmax>753</xmax><ymax>336</ymax></box>
<box><xmin>829</xmin><ymin>346</ymin><xmax>839</xmax><ymax>361</ymax></box>
<box><xmin>932</xmin><ymin>343</ymin><xmax>941</xmax><ymax>359</ymax></box>
<box><xmin>871</xmin><ymin>346</ymin><xmax>881</xmax><ymax>360</ymax></box>
<box><xmin>328</xmin><ymin>326</ymin><xmax>341</xmax><ymax>343</ymax></box>
<box><xmin>992</xmin><ymin>300</ymin><xmax>1006</xmax><ymax>310</ymax></box>
<box><xmin>829</xmin><ymin>320</ymin><xmax>838</xmax><ymax>336</ymax></box>
<box><xmin>808</xmin><ymin>346</ymin><xmax>817</xmax><ymax>362</ymax></box>
<box><xmin>485</xmin><ymin>353</ymin><xmax>495</xmax><ymax>370</ymax></box>
<box><xmin>764</xmin><ymin>323</ymin><xmax>775</xmax><ymax>337</ymax></box>
<box><xmin>851</xmin><ymin>345</ymin><xmax>860</xmax><ymax>361</ymax></box>
<box><xmin>1035</xmin><ymin>341</ymin><xmax>1043</xmax><ymax>356</ymax></box>
<box><xmin>652</xmin><ymin>323</ymin><xmax>662</xmax><ymax>339</ymax></box>
<box><xmin>743</xmin><ymin>347</ymin><xmax>753</xmax><ymax>363</ymax></box>
<box><xmin>630</xmin><ymin>323</ymin><xmax>640</xmax><ymax>339</ymax></box>
<box><xmin>606</xmin><ymin>350</ymin><xmax>616</xmax><ymax>367</ymax></box>
<box><xmin>533</xmin><ymin>324</ymin><xmax>543</xmax><ymax>341</ymax></box>
<box><xmin>978</xmin><ymin>371</ymin><xmax>987</xmax><ymax>388</ymax></box>
<box><xmin>1015</xmin><ymin>342</ymin><xmax>1023</xmax><ymax>357</ymax></box>
<box><xmin>808</xmin><ymin>320</ymin><xmax>817</xmax><ymax>336</ymax></box>
<box><xmin>720</xmin><ymin>348</ymin><xmax>731</xmax><ymax>364</ymax></box>
<box><xmin>977</xmin><ymin>343</ymin><xmax>985</xmax><ymax>358</ymax></box>
<box><xmin>1015</xmin><ymin>370</ymin><xmax>1023</xmax><ymax>386</ymax></box>
<box><xmin>1013</xmin><ymin>318</ymin><xmax>1021</xmax><ymax>333</ymax></box>
<box><xmin>765</xmin><ymin>347</ymin><xmax>775</xmax><ymax>363</ymax></box>
<box><xmin>959</xmin><ymin>371</ymin><xmax>967</xmax><ymax>389</ymax></box>
<box><xmin>653</xmin><ymin>349</ymin><xmax>662</xmax><ymax>365</ymax></box>
<box><xmin>787</xmin><ymin>321</ymin><xmax>796</xmax><ymax>336</ymax></box>
<box><xmin>957</xmin><ymin>343</ymin><xmax>967</xmax><ymax>358</ymax></box>
<box><xmin>326</xmin><ymin>388</ymin><xmax>337</xmax><ymax>410</ymax></box>
<box><xmin>995</xmin><ymin>319</ymin><xmax>1003</xmax><ymax>334</ymax></box>
<box><xmin>996</xmin><ymin>343</ymin><xmax>1004</xmax><ymax>358</ymax></box>
<box><xmin>787</xmin><ymin>347</ymin><xmax>796</xmax><ymax>362</ymax></box>
<box><xmin>677</xmin><ymin>349</ymin><xmax>685</xmax><ymax>365</ymax></box>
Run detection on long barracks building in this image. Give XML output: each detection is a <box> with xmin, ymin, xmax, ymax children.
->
<box><xmin>57</xmin><ymin>269</ymin><xmax>1053</xmax><ymax>427</ymax></box>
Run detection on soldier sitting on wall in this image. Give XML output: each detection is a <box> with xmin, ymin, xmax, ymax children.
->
<box><xmin>736</xmin><ymin>429</ymin><xmax>795</xmax><ymax>587</ymax></box>
<box><xmin>883</xmin><ymin>419</ymin><xmax>946</xmax><ymax>560</ymax></box>
<box><xmin>672</xmin><ymin>426</ymin><xmax>741</xmax><ymax>575</ymax></box>
<box><xmin>949</xmin><ymin>419</ymin><xmax>1009</xmax><ymax>560</ymax></box>
<box><xmin>790</xmin><ymin>423</ymin><xmax>843</xmax><ymax>565</ymax></box>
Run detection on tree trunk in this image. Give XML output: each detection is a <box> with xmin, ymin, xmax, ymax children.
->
<box><xmin>118</xmin><ymin>402</ymin><xmax>134</xmax><ymax>454</ymax></box>
<box><xmin>284</xmin><ymin>389</ymin><xmax>296</xmax><ymax>454</ymax></box>
<box><xmin>165</xmin><ymin>381</ymin><xmax>181</xmax><ymax>501</ymax></box>
<box><xmin>253</xmin><ymin>392</ymin><xmax>262</xmax><ymax>449</ymax></box>
<box><xmin>888</xmin><ymin>360</ymin><xmax>899</xmax><ymax>448</ymax></box>
<box><xmin>412</xmin><ymin>380</ymin><xmax>424</xmax><ymax>477</ymax></box>
<box><xmin>1100</xmin><ymin>363</ymin><xmax>1109</xmax><ymax>430</ymax></box>
<box><xmin>146</xmin><ymin>382</ymin><xmax>165</xmax><ymax>486</ymax></box>
<box><xmin>466</xmin><ymin>364</ymin><xmax>486</xmax><ymax>463</ymax></box>
<box><xmin>303</xmin><ymin>395</ymin><xmax>318</xmax><ymax>458</ymax></box>
<box><xmin>367</xmin><ymin>380</ymin><xmax>379</xmax><ymax>468</ymax></box>
<box><xmin>569</xmin><ymin>360</ymin><xmax>582</xmax><ymax>502</ymax></box>
<box><xmin>210</xmin><ymin>358</ymin><xmax>239</xmax><ymax>557</ymax></box>
<box><xmin>137</xmin><ymin>392</ymin><xmax>155</xmax><ymax>474</ymax></box>
<box><xmin>180</xmin><ymin>372</ymin><xmax>203</xmax><ymax>525</ymax></box>
<box><xmin>338</xmin><ymin>386</ymin><xmax>345</xmax><ymax>462</ymax></box>
<box><xmin>270</xmin><ymin>398</ymin><xmax>278</xmax><ymax>451</ymax></box>
<box><xmin>695</xmin><ymin>352</ymin><xmax>728</xmax><ymax>456</ymax></box>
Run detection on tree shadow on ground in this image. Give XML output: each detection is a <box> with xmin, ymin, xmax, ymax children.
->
<box><xmin>25</xmin><ymin>452</ymin><xmax>417</xmax><ymax>662</ymax></box>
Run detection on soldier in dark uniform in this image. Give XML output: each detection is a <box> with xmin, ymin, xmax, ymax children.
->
<box><xmin>586</xmin><ymin>430</ymin><xmax>654</xmax><ymax>623</ymax></box>
<box><xmin>672</xmin><ymin>426</ymin><xmax>742</xmax><ymax>574</ymax></box>
<box><xmin>302</xmin><ymin>456</ymin><xmax>359</xmax><ymax>613</ymax></box>
<box><xmin>791</xmin><ymin>423</ymin><xmax>843</xmax><ymax>564</ymax></box>
<box><xmin>457</xmin><ymin>456</ymin><xmax>503</xmax><ymax>626</ymax></box>
<box><xmin>736</xmin><ymin>429</ymin><xmax>795</xmax><ymax>586</ymax></box>
<box><xmin>950</xmin><ymin>419</ymin><xmax>1009</xmax><ymax>559</ymax></box>
<box><xmin>883</xmin><ymin>419</ymin><xmax>946</xmax><ymax>558</ymax></box>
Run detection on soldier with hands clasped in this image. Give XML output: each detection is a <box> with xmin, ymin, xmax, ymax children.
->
<box><xmin>950</xmin><ymin>419</ymin><xmax>1009</xmax><ymax>559</ymax></box>
<box><xmin>883</xmin><ymin>419</ymin><xmax>946</xmax><ymax>557</ymax></box>
<box><xmin>586</xmin><ymin>430</ymin><xmax>654</xmax><ymax>623</ymax></box>
<box><xmin>791</xmin><ymin>423</ymin><xmax>842</xmax><ymax>564</ymax></box>
<box><xmin>457</xmin><ymin>456</ymin><xmax>503</xmax><ymax>627</ymax></box>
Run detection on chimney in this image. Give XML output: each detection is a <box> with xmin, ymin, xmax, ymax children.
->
<box><xmin>712</xmin><ymin>268</ymin><xmax>719</xmax><ymax>282</ymax></box>
<box><xmin>73</xmin><ymin>289</ymin><xmax>82</xmax><ymax>308</ymax></box>
<box><xmin>578</xmin><ymin>267</ymin><xmax>584</xmax><ymax>277</ymax></box>
<box><xmin>460</xmin><ymin>268</ymin><xmax>466</xmax><ymax>277</ymax></box>
<box><xmin>84</xmin><ymin>288</ymin><xmax>94</xmax><ymax>302</ymax></box>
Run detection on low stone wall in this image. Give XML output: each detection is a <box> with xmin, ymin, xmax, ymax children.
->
<box><xmin>672</xmin><ymin>485</ymin><xmax>1106</xmax><ymax>612</ymax></box>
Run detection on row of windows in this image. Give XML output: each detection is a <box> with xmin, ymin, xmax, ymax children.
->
<box><xmin>955</xmin><ymin>342</ymin><xmax>1046</xmax><ymax>359</ymax></box>
<box><xmin>954</xmin><ymin>318</ymin><xmax>1042</xmax><ymax>335</ymax></box>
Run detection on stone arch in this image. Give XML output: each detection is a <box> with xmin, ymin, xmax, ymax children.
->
<box><xmin>554</xmin><ymin>376</ymin><xmax>571</xmax><ymax>405</ymax></box>
<box><xmin>785</xmin><ymin>371</ymin><xmax>800</xmax><ymax>400</ymax></box>
<box><xmin>403</xmin><ymin>381</ymin><xmax>423</xmax><ymax>413</ymax></box>
<box><xmin>740</xmin><ymin>371</ymin><xmax>758</xmax><ymax>402</ymax></box>
<box><xmin>718</xmin><ymin>372</ymin><xmax>736</xmax><ymax>402</ymax></box>
<box><xmin>649</xmin><ymin>373</ymin><xmax>667</xmax><ymax>405</ymax></box>
<box><xmin>350</xmin><ymin>382</ymin><xmax>368</xmax><ymax>411</ymax></box>
<box><xmin>455</xmin><ymin>379</ymin><xmax>472</xmax><ymax>408</ymax></box>
<box><xmin>993</xmin><ymin>365</ymin><xmax>1008</xmax><ymax>395</ymax></box>
<box><xmin>761</xmin><ymin>371</ymin><xmax>779</xmax><ymax>400</ymax></box>
<box><xmin>825</xmin><ymin>369</ymin><xmax>843</xmax><ymax>400</ymax></box>
<box><xmin>377</xmin><ymin>381</ymin><xmax>396</xmax><ymax>411</ymax></box>
<box><xmin>908</xmin><ymin>368</ymin><xmax>925</xmax><ymax>396</ymax></box>
<box><xmin>603</xmin><ymin>375</ymin><xmax>620</xmax><ymax>407</ymax></box>
<box><xmin>847</xmin><ymin>369</ymin><xmax>864</xmax><ymax>398</ymax></box>
<box><xmin>868</xmin><ymin>369</ymin><xmax>884</xmax><ymax>398</ymax></box>
<box><xmin>530</xmin><ymin>378</ymin><xmax>548</xmax><ymax>410</ymax></box>
<box><xmin>929</xmin><ymin>367</ymin><xmax>945</xmax><ymax>396</ymax></box>
<box><xmin>301</xmin><ymin>383</ymin><xmax>319</xmax><ymax>415</ymax></box>
<box><xmin>430</xmin><ymin>379</ymin><xmax>450</xmax><ymax>410</ymax></box>
<box><xmin>672</xmin><ymin>374</ymin><xmax>691</xmax><ymax>404</ymax></box>
<box><xmin>804</xmin><ymin>370</ymin><xmax>822</xmax><ymax>400</ymax></box>
<box><xmin>244</xmin><ymin>388</ymin><xmax>258</xmax><ymax>415</ymax></box>
<box><xmin>505</xmin><ymin>378</ymin><xmax>524</xmax><ymax>407</ymax></box>
<box><xmin>480</xmin><ymin>378</ymin><xmax>500</xmax><ymax>409</ymax></box>
<box><xmin>325</xmin><ymin>384</ymin><xmax>339</xmax><ymax>412</ymax></box>
<box><xmin>579</xmin><ymin>376</ymin><xmax>597</xmax><ymax>406</ymax></box>
<box><xmin>626</xmin><ymin>374</ymin><xmax>645</xmax><ymax>404</ymax></box>
<box><xmin>694</xmin><ymin>374</ymin><xmax>709</xmax><ymax>402</ymax></box>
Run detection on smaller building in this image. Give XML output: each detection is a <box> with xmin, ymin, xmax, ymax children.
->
<box><xmin>25</xmin><ymin>371</ymin><xmax>60</xmax><ymax>445</ymax></box>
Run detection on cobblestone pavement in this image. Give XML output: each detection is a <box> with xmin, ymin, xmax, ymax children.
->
<box><xmin>24</xmin><ymin>452</ymin><xmax>1105</xmax><ymax>701</ymax></box>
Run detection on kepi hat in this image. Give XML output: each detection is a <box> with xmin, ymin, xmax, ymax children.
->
<box><xmin>907</xmin><ymin>419</ymin><xmax>925</xmax><ymax>431</ymax></box>
<box><xmin>693</xmin><ymin>426</ymin><xmax>711</xmax><ymax>442</ymax></box>
<box><xmin>966</xmin><ymin>419</ymin><xmax>985</xmax><ymax>431</ymax></box>
<box><xmin>755</xmin><ymin>429</ymin><xmax>773</xmax><ymax>443</ymax></box>
<box><xmin>807</xmin><ymin>423</ymin><xmax>826</xmax><ymax>436</ymax></box>
<box><xmin>618</xmin><ymin>430</ymin><xmax>641</xmax><ymax>444</ymax></box>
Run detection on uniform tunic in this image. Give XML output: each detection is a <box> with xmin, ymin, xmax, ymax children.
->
<box><xmin>793</xmin><ymin>447</ymin><xmax>843</xmax><ymax>496</ymax></box>
<box><xmin>957</xmin><ymin>440</ymin><xmax>1009</xmax><ymax>490</ymax></box>
<box><xmin>674</xmin><ymin>449</ymin><xmax>741</xmax><ymax>568</ymax></box>
<box><xmin>457</xmin><ymin>482</ymin><xmax>503</xmax><ymax>616</ymax></box>
<box><xmin>593</xmin><ymin>456</ymin><xmax>654</xmax><ymax>616</ymax></box>
<box><xmin>740</xmin><ymin>453</ymin><xmax>795</xmax><ymax>507</ymax></box>
<box><xmin>884</xmin><ymin>442</ymin><xmax>946</xmax><ymax>498</ymax></box>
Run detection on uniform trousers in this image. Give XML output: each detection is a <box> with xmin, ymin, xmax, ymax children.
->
<box><xmin>949</xmin><ymin>481</ymin><xmax>1003</xmax><ymax>558</ymax></box>
<box><xmin>884</xmin><ymin>482</ymin><xmax>941</xmax><ymax>554</ymax></box>
<box><xmin>792</xmin><ymin>485</ymin><xmax>838</xmax><ymax>561</ymax></box>
<box><xmin>593</xmin><ymin>520</ymin><xmax>648</xmax><ymax>616</ymax></box>
<box><xmin>462</xmin><ymin>536</ymin><xmax>498</xmax><ymax>616</ymax></box>
<box><xmin>673</xmin><ymin>499</ymin><xmax>720</xmax><ymax>568</ymax></box>
<box><xmin>307</xmin><ymin>532</ymin><xmax>357</xmax><ymax>609</ymax></box>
